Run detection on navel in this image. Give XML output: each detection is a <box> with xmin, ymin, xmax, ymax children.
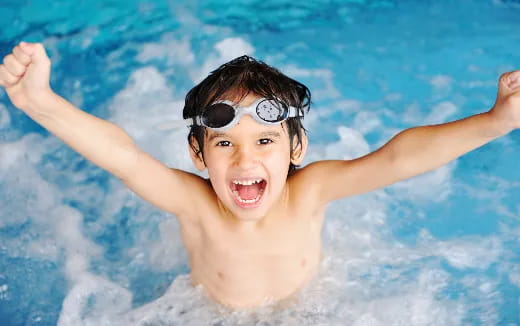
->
<box><xmin>300</xmin><ymin>258</ymin><xmax>307</xmax><ymax>267</ymax></box>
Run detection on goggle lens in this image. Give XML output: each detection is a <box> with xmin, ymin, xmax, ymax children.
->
<box><xmin>256</xmin><ymin>99</ymin><xmax>288</xmax><ymax>122</ymax></box>
<box><xmin>201</xmin><ymin>103</ymin><xmax>235</xmax><ymax>128</ymax></box>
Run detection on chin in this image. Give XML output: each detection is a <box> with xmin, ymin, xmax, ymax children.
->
<box><xmin>229</xmin><ymin>206</ymin><xmax>270</xmax><ymax>222</ymax></box>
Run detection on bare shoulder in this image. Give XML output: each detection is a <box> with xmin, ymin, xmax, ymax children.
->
<box><xmin>281</xmin><ymin>162</ymin><xmax>337</xmax><ymax>222</ymax></box>
<box><xmin>286</xmin><ymin>161</ymin><xmax>331</xmax><ymax>210</ymax></box>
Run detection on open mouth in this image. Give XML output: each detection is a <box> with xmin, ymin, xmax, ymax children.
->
<box><xmin>230</xmin><ymin>178</ymin><xmax>267</xmax><ymax>207</ymax></box>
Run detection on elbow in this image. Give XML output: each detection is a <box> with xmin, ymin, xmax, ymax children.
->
<box><xmin>379</xmin><ymin>134</ymin><xmax>416</xmax><ymax>182</ymax></box>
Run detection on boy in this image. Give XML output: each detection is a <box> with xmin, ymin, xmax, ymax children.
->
<box><xmin>0</xmin><ymin>42</ymin><xmax>518</xmax><ymax>308</ymax></box>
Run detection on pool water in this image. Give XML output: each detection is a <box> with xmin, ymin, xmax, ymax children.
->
<box><xmin>0</xmin><ymin>0</ymin><xmax>519</xmax><ymax>325</ymax></box>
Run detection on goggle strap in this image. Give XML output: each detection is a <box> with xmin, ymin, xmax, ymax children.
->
<box><xmin>183</xmin><ymin>117</ymin><xmax>193</xmax><ymax>127</ymax></box>
<box><xmin>288</xmin><ymin>105</ymin><xmax>299</xmax><ymax>118</ymax></box>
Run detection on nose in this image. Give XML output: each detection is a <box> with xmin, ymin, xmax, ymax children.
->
<box><xmin>233</xmin><ymin>145</ymin><xmax>258</xmax><ymax>169</ymax></box>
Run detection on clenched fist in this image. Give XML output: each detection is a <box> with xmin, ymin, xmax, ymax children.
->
<box><xmin>0</xmin><ymin>42</ymin><xmax>53</xmax><ymax>111</ymax></box>
<box><xmin>489</xmin><ymin>70</ymin><xmax>520</xmax><ymax>133</ymax></box>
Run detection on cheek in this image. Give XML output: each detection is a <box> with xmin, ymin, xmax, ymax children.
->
<box><xmin>207</xmin><ymin>167</ymin><xmax>229</xmax><ymax>197</ymax></box>
<box><xmin>204</xmin><ymin>157</ymin><xmax>227</xmax><ymax>183</ymax></box>
<box><xmin>263</xmin><ymin>149</ymin><xmax>291</xmax><ymax>173</ymax></box>
<box><xmin>274</xmin><ymin>143</ymin><xmax>292</xmax><ymax>162</ymax></box>
<box><xmin>207</xmin><ymin>161</ymin><xmax>226</xmax><ymax>180</ymax></box>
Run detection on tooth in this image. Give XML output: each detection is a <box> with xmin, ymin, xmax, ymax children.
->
<box><xmin>232</xmin><ymin>179</ymin><xmax>265</xmax><ymax>186</ymax></box>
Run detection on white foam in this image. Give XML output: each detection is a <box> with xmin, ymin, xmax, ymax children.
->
<box><xmin>385</xmin><ymin>93</ymin><xmax>402</xmax><ymax>102</ymax></box>
<box><xmin>0</xmin><ymin>103</ymin><xmax>11</xmax><ymax>129</ymax></box>
<box><xmin>107</xmin><ymin>65</ymin><xmax>195</xmax><ymax>172</ymax></box>
<box><xmin>58</xmin><ymin>273</ymin><xmax>133</xmax><ymax>326</ymax></box>
<box><xmin>0</xmin><ymin>284</ymin><xmax>7</xmax><ymax>300</ymax></box>
<box><xmin>460</xmin><ymin>275</ymin><xmax>501</xmax><ymax>324</ymax></box>
<box><xmin>333</xmin><ymin>99</ymin><xmax>363</xmax><ymax>112</ymax></box>
<box><xmin>462</xmin><ymin>80</ymin><xmax>497</xmax><ymax>88</ymax></box>
<box><xmin>215</xmin><ymin>37</ymin><xmax>255</xmax><ymax>60</ymax></box>
<box><xmin>0</xmin><ymin>133</ymin><xmax>53</xmax><ymax>172</ymax></box>
<box><xmin>0</xmin><ymin>135</ymin><xmax>62</xmax><ymax>244</ymax></box>
<box><xmin>388</xmin><ymin>162</ymin><xmax>455</xmax><ymax>202</ymax></box>
<box><xmin>402</xmin><ymin>102</ymin><xmax>423</xmax><ymax>125</ymax></box>
<box><xmin>300</xmin><ymin>99</ymin><xmax>363</xmax><ymax>131</ymax></box>
<box><xmin>509</xmin><ymin>271</ymin><xmax>520</xmax><ymax>288</ymax></box>
<box><xmin>425</xmin><ymin>101</ymin><xmax>458</xmax><ymax>125</ymax></box>
<box><xmin>0</xmin><ymin>131</ymin><xmax>125</xmax><ymax>326</ymax></box>
<box><xmin>191</xmin><ymin>37</ymin><xmax>255</xmax><ymax>83</ymax></box>
<box><xmin>461</xmin><ymin>175</ymin><xmax>520</xmax><ymax>218</ymax></box>
<box><xmin>137</xmin><ymin>33</ymin><xmax>195</xmax><ymax>65</ymax></box>
<box><xmin>148</xmin><ymin>218</ymin><xmax>188</xmax><ymax>271</ymax></box>
<box><xmin>419</xmin><ymin>232</ymin><xmax>503</xmax><ymax>269</ymax></box>
<box><xmin>430</xmin><ymin>75</ymin><xmax>453</xmax><ymax>89</ymax></box>
<box><xmin>402</xmin><ymin>101</ymin><xmax>458</xmax><ymax>126</ymax></box>
<box><xmin>353</xmin><ymin>110</ymin><xmax>382</xmax><ymax>134</ymax></box>
<box><xmin>305</xmin><ymin>126</ymin><xmax>371</xmax><ymax>164</ymax></box>
<box><xmin>282</xmin><ymin>64</ymin><xmax>341</xmax><ymax>100</ymax></box>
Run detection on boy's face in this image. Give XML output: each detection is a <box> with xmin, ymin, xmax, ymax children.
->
<box><xmin>191</xmin><ymin>93</ymin><xmax>303</xmax><ymax>222</ymax></box>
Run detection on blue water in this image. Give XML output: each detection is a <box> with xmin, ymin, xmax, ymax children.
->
<box><xmin>0</xmin><ymin>0</ymin><xmax>519</xmax><ymax>325</ymax></box>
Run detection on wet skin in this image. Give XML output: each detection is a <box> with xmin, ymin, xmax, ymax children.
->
<box><xmin>181</xmin><ymin>93</ymin><xmax>324</xmax><ymax>307</ymax></box>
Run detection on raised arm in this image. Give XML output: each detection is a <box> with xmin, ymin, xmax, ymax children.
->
<box><xmin>0</xmin><ymin>42</ymin><xmax>209</xmax><ymax>217</ymax></box>
<box><xmin>0</xmin><ymin>42</ymin><xmax>138</xmax><ymax>178</ymax></box>
<box><xmin>297</xmin><ymin>71</ymin><xmax>520</xmax><ymax>205</ymax></box>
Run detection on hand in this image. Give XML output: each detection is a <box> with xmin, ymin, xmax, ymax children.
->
<box><xmin>488</xmin><ymin>70</ymin><xmax>520</xmax><ymax>133</ymax></box>
<box><xmin>0</xmin><ymin>42</ymin><xmax>53</xmax><ymax>110</ymax></box>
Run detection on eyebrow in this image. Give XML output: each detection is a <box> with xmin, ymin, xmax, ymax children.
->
<box><xmin>207</xmin><ymin>132</ymin><xmax>227</xmax><ymax>143</ymax></box>
<box><xmin>207</xmin><ymin>131</ymin><xmax>282</xmax><ymax>142</ymax></box>
<box><xmin>259</xmin><ymin>131</ymin><xmax>282</xmax><ymax>139</ymax></box>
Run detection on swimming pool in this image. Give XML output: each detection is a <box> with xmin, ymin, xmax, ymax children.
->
<box><xmin>0</xmin><ymin>0</ymin><xmax>519</xmax><ymax>324</ymax></box>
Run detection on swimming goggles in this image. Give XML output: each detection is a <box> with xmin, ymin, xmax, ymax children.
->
<box><xmin>185</xmin><ymin>97</ymin><xmax>300</xmax><ymax>131</ymax></box>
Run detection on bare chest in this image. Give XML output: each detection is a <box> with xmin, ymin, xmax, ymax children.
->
<box><xmin>185</xmin><ymin>211</ymin><xmax>324</xmax><ymax>307</ymax></box>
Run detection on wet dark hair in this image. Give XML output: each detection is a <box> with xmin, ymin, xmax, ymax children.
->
<box><xmin>183</xmin><ymin>55</ymin><xmax>311</xmax><ymax>175</ymax></box>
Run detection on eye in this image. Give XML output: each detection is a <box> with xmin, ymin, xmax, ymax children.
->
<box><xmin>216</xmin><ymin>140</ymin><xmax>232</xmax><ymax>147</ymax></box>
<box><xmin>258</xmin><ymin>138</ymin><xmax>273</xmax><ymax>145</ymax></box>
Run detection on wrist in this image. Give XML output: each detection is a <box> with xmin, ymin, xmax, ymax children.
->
<box><xmin>485</xmin><ymin>109</ymin><xmax>515</xmax><ymax>137</ymax></box>
<box><xmin>23</xmin><ymin>88</ymin><xmax>58</xmax><ymax>112</ymax></box>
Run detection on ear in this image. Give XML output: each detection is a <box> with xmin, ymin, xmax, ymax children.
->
<box><xmin>188</xmin><ymin>136</ymin><xmax>206</xmax><ymax>171</ymax></box>
<box><xmin>290</xmin><ymin>132</ymin><xmax>308</xmax><ymax>165</ymax></box>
